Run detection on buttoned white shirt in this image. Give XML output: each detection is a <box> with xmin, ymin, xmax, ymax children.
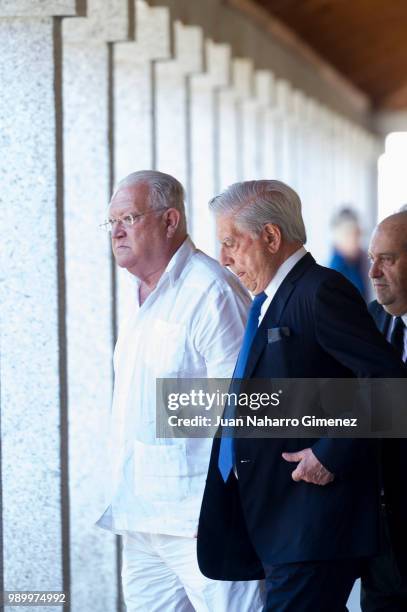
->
<box><xmin>96</xmin><ymin>237</ymin><xmax>251</xmax><ymax>537</ymax></box>
<box><xmin>258</xmin><ymin>247</ymin><xmax>307</xmax><ymax>325</ymax></box>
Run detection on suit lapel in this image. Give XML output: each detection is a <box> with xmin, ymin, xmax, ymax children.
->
<box><xmin>243</xmin><ymin>253</ymin><xmax>316</xmax><ymax>379</ymax></box>
<box><xmin>371</xmin><ymin>301</ymin><xmax>392</xmax><ymax>336</ymax></box>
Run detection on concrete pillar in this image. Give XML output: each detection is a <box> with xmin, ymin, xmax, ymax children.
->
<box><xmin>317</xmin><ymin>105</ymin><xmax>335</xmax><ymax>263</ymax></box>
<box><xmin>273</xmin><ymin>79</ymin><xmax>292</xmax><ymax>183</ymax></box>
<box><xmin>0</xmin><ymin>1</ymin><xmax>83</xmax><ymax>605</ymax></box>
<box><xmin>293</xmin><ymin>90</ymin><xmax>311</xmax><ymax>202</ymax></box>
<box><xmin>189</xmin><ymin>39</ymin><xmax>230</xmax><ymax>255</ymax></box>
<box><xmin>113</xmin><ymin>0</ymin><xmax>171</xmax><ymax>322</ymax></box>
<box><xmin>114</xmin><ymin>0</ymin><xmax>170</xmax><ymax>176</ymax></box>
<box><xmin>154</xmin><ymin>19</ymin><xmax>203</xmax><ymax>209</ymax></box>
<box><xmin>365</xmin><ymin>134</ymin><xmax>382</xmax><ymax>228</ymax></box>
<box><xmin>240</xmin><ymin>70</ymin><xmax>265</xmax><ymax>181</ymax></box>
<box><xmin>217</xmin><ymin>58</ymin><xmax>253</xmax><ymax>189</ymax></box>
<box><xmin>333</xmin><ymin>115</ymin><xmax>344</xmax><ymax>206</ymax></box>
<box><xmin>62</xmin><ymin>2</ymin><xmax>129</xmax><ymax>609</ymax></box>
<box><xmin>291</xmin><ymin>90</ymin><xmax>307</xmax><ymax>194</ymax></box>
<box><xmin>302</xmin><ymin>99</ymin><xmax>328</xmax><ymax>263</ymax></box>
<box><xmin>258</xmin><ymin>71</ymin><xmax>279</xmax><ymax>180</ymax></box>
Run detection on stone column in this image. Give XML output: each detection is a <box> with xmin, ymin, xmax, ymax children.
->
<box><xmin>189</xmin><ymin>39</ymin><xmax>230</xmax><ymax>255</ymax></box>
<box><xmin>62</xmin><ymin>2</ymin><xmax>129</xmax><ymax>609</ymax></box>
<box><xmin>0</xmin><ymin>1</ymin><xmax>83</xmax><ymax>606</ymax></box>
<box><xmin>273</xmin><ymin>79</ymin><xmax>292</xmax><ymax>183</ymax></box>
<box><xmin>293</xmin><ymin>90</ymin><xmax>310</xmax><ymax>201</ymax></box>
<box><xmin>240</xmin><ymin>70</ymin><xmax>265</xmax><ymax>180</ymax></box>
<box><xmin>113</xmin><ymin>0</ymin><xmax>171</xmax><ymax>321</ymax></box>
<box><xmin>303</xmin><ymin>99</ymin><xmax>328</xmax><ymax>263</ymax></box>
<box><xmin>114</xmin><ymin>0</ymin><xmax>170</xmax><ymax>176</ymax></box>
<box><xmin>259</xmin><ymin>71</ymin><xmax>279</xmax><ymax>180</ymax></box>
<box><xmin>217</xmin><ymin>58</ymin><xmax>253</xmax><ymax>189</ymax></box>
<box><xmin>154</xmin><ymin>19</ymin><xmax>203</xmax><ymax>213</ymax></box>
<box><xmin>253</xmin><ymin>70</ymin><xmax>272</xmax><ymax>180</ymax></box>
<box><xmin>290</xmin><ymin>89</ymin><xmax>306</xmax><ymax>193</ymax></box>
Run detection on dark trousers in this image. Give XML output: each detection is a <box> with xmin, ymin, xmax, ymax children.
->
<box><xmin>361</xmin><ymin>509</ymin><xmax>407</xmax><ymax>612</ymax></box>
<box><xmin>263</xmin><ymin>558</ymin><xmax>363</xmax><ymax>612</ymax></box>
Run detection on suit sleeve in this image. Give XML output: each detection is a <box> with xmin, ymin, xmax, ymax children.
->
<box><xmin>311</xmin><ymin>275</ymin><xmax>407</xmax><ymax>478</ymax></box>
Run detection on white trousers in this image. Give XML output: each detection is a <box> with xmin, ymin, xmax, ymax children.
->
<box><xmin>121</xmin><ymin>532</ymin><xmax>263</xmax><ymax>612</ymax></box>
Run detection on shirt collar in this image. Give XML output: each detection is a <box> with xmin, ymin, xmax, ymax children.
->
<box><xmin>164</xmin><ymin>235</ymin><xmax>196</xmax><ymax>286</ymax></box>
<box><xmin>400</xmin><ymin>314</ymin><xmax>407</xmax><ymax>327</ymax></box>
<box><xmin>128</xmin><ymin>235</ymin><xmax>196</xmax><ymax>291</ymax></box>
<box><xmin>264</xmin><ymin>246</ymin><xmax>307</xmax><ymax>301</ymax></box>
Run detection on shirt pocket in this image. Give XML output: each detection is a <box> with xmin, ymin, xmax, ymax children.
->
<box><xmin>133</xmin><ymin>440</ymin><xmax>190</xmax><ymax>502</ymax></box>
<box><xmin>143</xmin><ymin>319</ymin><xmax>186</xmax><ymax>375</ymax></box>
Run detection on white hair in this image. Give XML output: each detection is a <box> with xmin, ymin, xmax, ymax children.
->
<box><xmin>114</xmin><ymin>170</ymin><xmax>186</xmax><ymax>226</ymax></box>
<box><xmin>209</xmin><ymin>180</ymin><xmax>306</xmax><ymax>243</ymax></box>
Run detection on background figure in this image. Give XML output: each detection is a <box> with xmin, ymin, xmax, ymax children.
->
<box><xmin>361</xmin><ymin>211</ymin><xmax>407</xmax><ymax>611</ymax></box>
<box><xmin>329</xmin><ymin>207</ymin><xmax>370</xmax><ymax>300</ymax></box>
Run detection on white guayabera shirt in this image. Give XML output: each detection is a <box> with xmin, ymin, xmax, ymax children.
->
<box><xmin>97</xmin><ymin>237</ymin><xmax>251</xmax><ymax>537</ymax></box>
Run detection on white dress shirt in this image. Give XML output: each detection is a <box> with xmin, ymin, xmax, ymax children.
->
<box><xmin>258</xmin><ymin>247</ymin><xmax>307</xmax><ymax>325</ymax></box>
<box><xmin>96</xmin><ymin>237</ymin><xmax>251</xmax><ymax>537</ymax></box>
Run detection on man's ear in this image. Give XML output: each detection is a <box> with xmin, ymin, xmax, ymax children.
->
<box><xmin>262</xmin><ymin>223</ymin><xmax>281</xmax><ymax>253</ymax></box>
<box><xmin>164</xmin><ymin>208</ymin><xmax>181</xmax><ymax>238</ymax></box>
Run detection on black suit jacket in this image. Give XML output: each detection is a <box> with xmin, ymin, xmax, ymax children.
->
<box><xmin>197</xmin><ymin>254</ymin><xmax>407</xmax><ymax>580</ymax></box>
<box><xmin>368</xmin><ymin>300</ymin><xmax>407</xmax><ymax>567</ymax></box>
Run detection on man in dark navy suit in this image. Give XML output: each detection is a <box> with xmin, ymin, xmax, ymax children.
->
<box><xmin>197</xmin><ymin>180</ymin><xmax>407</xmax><ymax>612</ymax></box>
<box><xmin>361</xmin><ymin>211</ymin><xmax>407</xmax><ymax>611</ymax></box>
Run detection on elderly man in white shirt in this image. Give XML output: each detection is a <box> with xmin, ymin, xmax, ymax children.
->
<box><xmin>96</xmin><ymin>170</ymin><xmax>263</xmax><ymax>611</ymax></box>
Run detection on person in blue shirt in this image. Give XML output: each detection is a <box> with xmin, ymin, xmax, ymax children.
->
<box><xmin>329</xmin><ymin>207</ymin><xmax>369</xmax><ymax>300</ymax></box>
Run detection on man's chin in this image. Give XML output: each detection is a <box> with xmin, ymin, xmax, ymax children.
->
<box><xmin>376</xmin><ymin>292</ymin><xmax>391</xmax><ymax>306</ymax></box>
<box><xmin>114</xmin><ymin>257</ymin><xmax>131</xmax><ymax>269</ymax></box>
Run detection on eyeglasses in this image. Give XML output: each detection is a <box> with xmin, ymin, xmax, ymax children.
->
<box><xmin>99</xmin><ymin>207</ymin><xmax>168</xmax><ymax>233</ymax></box>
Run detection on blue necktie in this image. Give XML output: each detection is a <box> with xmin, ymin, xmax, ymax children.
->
<box><xmin>218</xmin><ymin>291</ymin><xmax>267</xmax><ymax>482</ymax></box>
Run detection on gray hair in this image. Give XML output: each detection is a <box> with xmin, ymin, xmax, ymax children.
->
<box><xmin>114</xmin><ymin>170</ymin><xmax>186</xmax><ymax>225</ymax></box>
<box><xmin>209</xmin><ymin>180</ymin><xmax>306</xmax><ymax>243</ymax></box>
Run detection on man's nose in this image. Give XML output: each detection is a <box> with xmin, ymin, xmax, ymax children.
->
<box><xmin>369</xmin><ymin>259</ymin><xmax>382</xmax><ymax>279</ymax></box>
<box><xmin>111</xmin><ymin>220</ymin><xmax>126</xmax><ymax>239</ymax></box>
<box><xmin>219</xmin><ymin>247</ymin><xmax>233</xmax><ymax>267</ymax></box>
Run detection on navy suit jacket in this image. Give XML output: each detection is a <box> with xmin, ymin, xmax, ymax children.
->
<box><xmin>368</xmin><ymin>300</ymin><xmax>407</xmax><ymax>567</ymax></box>
<box><xmin>197</xmin><ymin>253</ymin><xmax>407</xmax><ymax>581</ymax></box>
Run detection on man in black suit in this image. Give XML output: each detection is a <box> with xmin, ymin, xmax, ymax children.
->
<box><xmin>197</xmin><ymin>180</ymin><xmax>407</xmax><ymax>611</ymax></box>
<box><xmin>361</xmin><ymin>211</ymin><xmax>407</xmax><ymax>611</ymax></box>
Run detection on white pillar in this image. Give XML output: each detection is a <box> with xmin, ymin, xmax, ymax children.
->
<box><xmin>303</xmin><ymin>99</ymin><xmax>329</xmax><ymax>263</ymax></box>
<box><xmin>0</xmin><ymin>1</ymin><xmax>82</xmax><ymax>601</ymax></box>
<box><xmin>189</xmin><ymin>39</ymin><xmax>230</xmax><ymax>255</ymax></box>
<box><xmin>217</xmin><ymin>58</ymin><xmax>253</xmax><ymax>189</ymax></box>
<box><xmin>241</xmin><ymin>70</ymin><xmax>265</xmax><ymax>180</ymax></box>
<box><xmin>114</xmin><ymin>0</ymin><xmax>170</xmax><ymax>176</ymax></box>
<box><xmin>274</xmin><ymin>79</ymin><xmax>293</xmax><ymax>183</ymax></box>
<box><xmin>62</xmin><ymin>2</ymin><xmax>129</xmax><ymax>609</ymax></box>
<box><xmin>154</xmin><ymin>19</ymin><xmax>203</xmax><ymax>212</ymax></box>
<box><xmin>114</xmin><ymin>0</ymin><xmax>171</xmax><ymax>322</ymax></box>
<box><xmin>259</xmin><ymin>71</ymin><xmax>279</xmax><ymax>180</ymax></box>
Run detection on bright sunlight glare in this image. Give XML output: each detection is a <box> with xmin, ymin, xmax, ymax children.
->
<box><xmin>378</xmin><ymin>132</ymin><xmax>407</xmax><ymax>221</ymax></box>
